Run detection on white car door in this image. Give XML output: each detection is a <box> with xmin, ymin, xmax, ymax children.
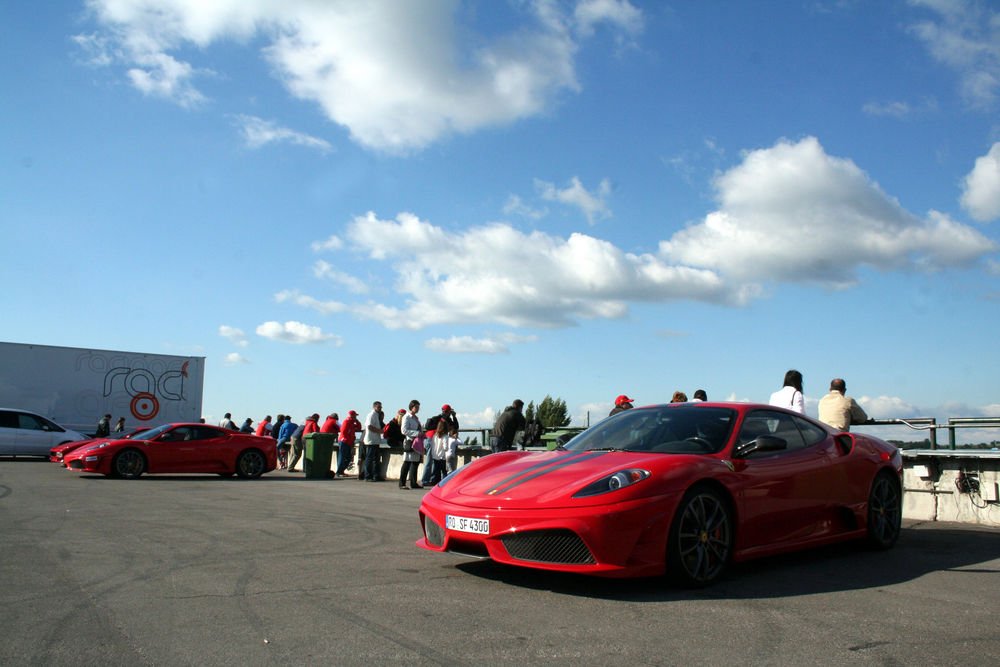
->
<box><xmin>14</xmin><ymin>412</ymin><xmax>58</xmax><ymax>456</ymax></box>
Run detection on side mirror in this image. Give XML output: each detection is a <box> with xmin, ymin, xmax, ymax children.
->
<box><xmin>735</xmin><ymin>434</ymin><xmax>787</xmax><ymax>458</ymax></box>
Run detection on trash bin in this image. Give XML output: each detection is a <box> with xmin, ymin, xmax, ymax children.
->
<box><xmin>304</xmin><ymin>433</ymin><xmax>336</xmax><ymax>479</ymax></box>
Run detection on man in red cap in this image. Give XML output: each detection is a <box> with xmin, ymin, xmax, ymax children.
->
<box><xmin>609</xmin><ymin>394</ymin><xmax>634</xmax><ymax>417</ymax></box>
<box><xmin>336</xmin><ymin>410</ymin><xmax>363</xmax><ymax>477</ymax></box>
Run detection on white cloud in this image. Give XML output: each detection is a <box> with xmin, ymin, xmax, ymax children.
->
<box><xmin>496</xmin><ymin>332</ymin><xmax>539</xmax><ymax>345</ymax></box>
<box><xmin>503</xmin><ymin>194</ymin><xmax>547</xmax><ymax>220</ymax></box>
<box><xmin>81</xmin><ymin>0</ymin><xmax>643</xmax><ymax>151</ymax></box>
<box><xmin>234</xmin><ymin>114</ymin><xmax>332</xmax><ymax>153</ymax></box>
<box><xmin>458</xmin><ymin>406</ymin><xmax>502</xmax><ymax>430</ymax></box>
<box><xmin>908</xmin><ymin>0</ymin><xmax>1000</xmax><ymax>109</ymax></box>
<box><xmin>535</xmin><ymin>176</ymin><xmax>613</xmax><ymax>224</ymax></box>
<box><xmin>861</xmin><ymin>98</ymin><xmax>938</xmax><ymax>118</ymax></box>
<box><xmin>255</xmin><ymin>320</ymin><xmax>342</xmax><ymax>345</ymax></box>
<box><xmin>574</xmin><ymin>0</ymin><xmax>644</xmax><ymax>38</ymax></box>
<box><xmin>344</xmin><ymin>210</ymin><xmax>733</xmax><ymax>330</ymax></box>
<box><xmin>424</xmin><ymin>332</ymin><xmax>537</xmax><ymax>355</ymax></box>
<box><xmin>858</xmin><ymin>395</ymin><xmax>920</xmax><ymax>420</ymax></box>
<box><xmin>72</xmin><ymin>32</ymin><xmax>114</xmax><ymax>66</ymax></box>
<box><xmin>126</xmin><ymin>52</ymin><xmax>205</xmax><ymax>107</ymax></box>
<box><xmin>425</xmin><ymin>336</ymin><xmax>511</xmax><ymax>354</ymax></box>
<box><xmin>218</xmin><ymin>325</ymin><xmax>248</xmax><ymax>347</ymax></box>
<box><xmin>662</xmin><ymin>136</ymin><xmax>996</xmax><ymax>288</ymax></box>
<box><xmin>307</xmin><ymin>138</ymin><xmax>995</xmax><ymax>331</ymax></box>
<box><xmin>311</xmin><ymin>234</ymin><xmax>343</xmax><ymax>252</ymax></box>
<box><xmin>961</xmin><ymin>142</ymin><xmax>1000</xmax><ymax>222</ymax></box>
<box><xmin>224</xmin><ymin>352</ymin><xmax>249</xmax><ymax>366</ymax></box>
<box><xmin>312</xmin><ymin>260</ymin><xmax>369</xmax><ymax>294</ymax></box>
<box><xmin>274</xmin><ymin>289</ymin><xmax>346</xmax><ymax>315</ymax></box>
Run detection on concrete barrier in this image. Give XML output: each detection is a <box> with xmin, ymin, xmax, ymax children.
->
<box><xmin>902</xmin><ymin>450</ymin><xmax>1000</xmax><ymax>527</ymax></box>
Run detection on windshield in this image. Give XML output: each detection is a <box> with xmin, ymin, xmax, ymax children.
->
<box><xmin>566</xmin><ymin>405</ymin><xmax>735</xmax><ymax>455</ymax></box>
<box><xmin>131</xmin><ymin>424</ymin><xmax>170</xmax><ymax>440</ymax></box>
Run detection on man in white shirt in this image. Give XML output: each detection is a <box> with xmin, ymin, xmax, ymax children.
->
<box><xmin>361</xmin><ymin>401</ymin><xmax>385</xmax><ymax>482</ymax></box>
<box><xmin>818</xmin><ymin>378</ymin><xmax>869</xmax><ymax>431</ymax></box>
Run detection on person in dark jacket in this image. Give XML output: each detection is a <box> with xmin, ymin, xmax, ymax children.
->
<box><xmin>277</xmin><ymin>416</ymin><xmax>297</xmax><ymax>470</ymax></box>
<box><xmin>95</xmin><ymin>414</ymin><xmax>111</xmax><ymax>437</ymax></box>
<box><xmin>609</xmin><ymin>394</ymin><xmax>634</xmax><ymax>417</ymax></box>
<box><xmin>288</xmin><ymin>414</ymin><xmax>318</xmax><ymax>472</ymax></box>
<box><xmin>491</xmin><ymin>400</ymin><xmax>526</xmax><ymax>453</ymax></box>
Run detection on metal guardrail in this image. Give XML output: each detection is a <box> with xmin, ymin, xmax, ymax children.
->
<box><xmin>459</xmin><ymin>419</ymin><xmax>1000</xmax><ymax>452</ymax></box>
<box><xmin>865</xmin><ymin>417</ymin><xmax>1000</xmax><ymax>450</ymax></box>
<box><xmin>456</xmin><ymin>417</ymin><xmax>1000</xmax><ymax>453</ymax></box>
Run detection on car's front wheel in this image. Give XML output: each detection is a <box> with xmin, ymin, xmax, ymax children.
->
<box><xmin>235</xmin><ymin>450</ymin><xmax>266</xmax><ymax>479</ymax></box>
<box><xmin>866</xmin><ymin>471</ymin><xmax>902</xmax><ymax>550</ymax></box>
<box><xmin>112</xmin><ymin>449</ymin><xmax>146</xmax><ymax>480</ymax></box>
<box><xmin>667</xmin><ymin>485</ymin><xmax>733</xmax><ymax>587</ymax></box>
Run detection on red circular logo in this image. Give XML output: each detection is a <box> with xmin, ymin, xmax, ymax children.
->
<box><xmin>130</xmin><ymin>392</ymin><xmax>160</xmax><ymax>421</ymax></box>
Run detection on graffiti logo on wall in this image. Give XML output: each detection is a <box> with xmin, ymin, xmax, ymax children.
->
<box><xmin>104</xmin><ymin>362</ymin><xmax>189</xmax><ymax>421</ymax></box>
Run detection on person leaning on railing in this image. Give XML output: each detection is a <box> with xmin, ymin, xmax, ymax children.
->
<box><xmin>818</xmin><ymin>378</ymin><xmax>869</xmax><ymax>432</ymax></box>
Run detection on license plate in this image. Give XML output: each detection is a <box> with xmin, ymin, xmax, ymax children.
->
<box><xmin>446</xmin><ymin>515</ymin><xmax>489</xmax><ymax>535</ymax></box>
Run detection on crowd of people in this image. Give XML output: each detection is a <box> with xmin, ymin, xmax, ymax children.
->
<box><xmin>101</xmin><ymin>373</ymin><xmax>869</xmax><ymax>485</ymax></box>
<box><xmin>212</xmin><ymin>400</ymin><xmax>471</xmax><ymax>489</ymax></box>
<box><xmin>610</xmin><ymin>370</ymin><xmax>870</xmax><ymax>433</ymax></box>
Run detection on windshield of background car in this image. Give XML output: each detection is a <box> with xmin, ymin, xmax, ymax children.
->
<box><xmin>566</xmin><ymin>406</ymin><xmax>735</xmax><ymax>454</ymax></box>
<box><xmin>132</xmin><ymin>424</ymin><xmax>170</xmax><ymax>440</ymax></box>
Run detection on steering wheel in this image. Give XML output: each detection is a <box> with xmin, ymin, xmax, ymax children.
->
<box><xmin>684</xmin><ymin>436</ymin><xmax>712</xmax><ymax>451</ymax></box>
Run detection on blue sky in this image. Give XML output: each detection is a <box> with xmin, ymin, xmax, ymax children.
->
<box><xmin>2</xmin><ymin>0</ymin><xmax>999</xmax><ymax>442</ymax></box>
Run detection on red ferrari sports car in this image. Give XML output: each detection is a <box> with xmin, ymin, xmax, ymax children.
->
<box><xmin>50</xmin><ymin>427</ymin><xmax>146</xmax><ymax>463</ymax></box>
<box><xmin>63</xmin><ymin>423</ymin><xmax>277</xmax><ymax>479</ymax></box>
<box><xmin>417</xmin><ymin>402</ymin><xmax>902</xmax><ymax>586</ymax></box>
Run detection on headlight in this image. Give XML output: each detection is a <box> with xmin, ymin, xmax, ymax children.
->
<box><xmin>573</xmin><ymin>469</ymin><xmax>650</xmax><ymax>497</ymax></box>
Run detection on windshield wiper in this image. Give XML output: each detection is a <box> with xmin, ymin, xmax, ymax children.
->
<box><xmin>585</xmin><ymin>446</ymin><xmax>629</xmax><ymax>452</ymax></box>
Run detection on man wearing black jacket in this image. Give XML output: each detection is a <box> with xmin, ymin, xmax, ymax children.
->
<box><xmin>491</xmin><ymin>400</ymin><xmax>525</xmax><ymax>453</ymax></box>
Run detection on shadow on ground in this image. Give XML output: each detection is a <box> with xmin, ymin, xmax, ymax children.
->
<box><xmin>453</xmin><ymin>523</ymin><xmax>1000</xmax><ymax>601</ymax></box>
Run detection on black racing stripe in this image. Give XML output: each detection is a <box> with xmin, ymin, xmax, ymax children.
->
<box><xmin>486</xmin><ymin>451</ymin><xmax>607</xmax><ymax>496</ymax></box>
<box><xmin>483</xmin><ymin>451</ymin><xmax>595</xmax><ymax>496</ymax></box>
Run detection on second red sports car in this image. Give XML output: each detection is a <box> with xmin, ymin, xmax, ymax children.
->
<box><xmin>63</xmin><ymin>423</ymin><xmax>277</xmax><ymax>479</ymax></box>
<box><xmin>50</xmin><ymin>427</ymin><xmax>146</xmax><ymax>463</ymax></box>
<box><xmin>417</xmin><ymin>402</ymin><xmax>902</xmax><ymax>586</ymax></box>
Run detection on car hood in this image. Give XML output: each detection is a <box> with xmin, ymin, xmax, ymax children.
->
<box><xmin>53</xmin><ymin>438</ymin><xmax>97</xmax><ymax>452</ymax></box>
<box><xmin>436</xmin><ymin>449</ymin><xmax>709</xmax><ymax>509</ymax></box>
<box><xmin>65</xmin><ymin>439</ymin><xmax>128</xmax><ymax>459</ymax></box>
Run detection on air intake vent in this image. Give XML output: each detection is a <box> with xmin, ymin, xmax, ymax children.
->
<box><xmin>501</xmin><ymin>529</ymin><xmax>595</xmax><ymax>565</ymax></box>
<box><xmin>423</xmin><ymin>515</ymin><xmax>445</xmax><ymax>547</ymax></box>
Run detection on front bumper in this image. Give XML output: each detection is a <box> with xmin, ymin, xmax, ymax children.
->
<box><xmin>417</xmin><ymin>490</ymin><xmax>682</xmax><ymax>578</ymax></box>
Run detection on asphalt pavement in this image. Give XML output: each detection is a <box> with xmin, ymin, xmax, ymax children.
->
<box><xmin>2</xmin><ymin>460</ymin><xmax>999</xmax><ymax>666</ymax></box>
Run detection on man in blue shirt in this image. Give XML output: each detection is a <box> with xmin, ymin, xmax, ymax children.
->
<box><xmin>277</xmin><ymin>416</ymin><xmax>297</xmax><ymax>470</ymax></box>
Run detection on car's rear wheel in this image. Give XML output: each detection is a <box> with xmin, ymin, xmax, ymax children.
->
<box><xmin>667</xmin><ymin>485</ymin><xmax>733</xmax><ymax>587</ymax></box>
<box><xmin>112</xmin><ymin>449</ymin><xmax>146</xmax><ymax>480</ymax></box>
<box><xmin>235</xmin><ymin>450</ymin><xmax>266</xmax><ymax>479</ymax></box>
<box><xmin>866</xmin><ymin>471</ymin><xmax>901</xmax><ymax>550</ymax></box>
